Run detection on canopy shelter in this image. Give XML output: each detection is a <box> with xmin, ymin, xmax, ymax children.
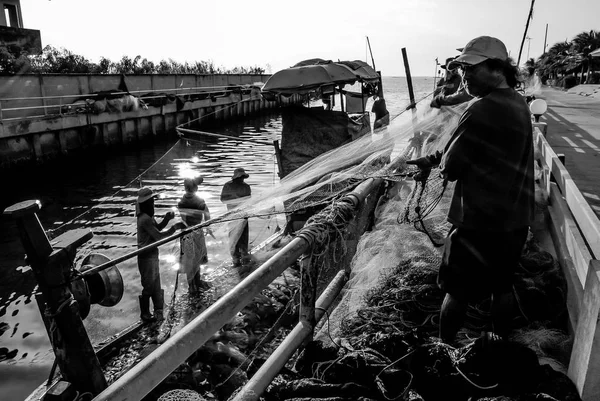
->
<box><xmin>262</xmin><ymin>59</ymin><xmax>380</xmax><ymax>96</ymax></box>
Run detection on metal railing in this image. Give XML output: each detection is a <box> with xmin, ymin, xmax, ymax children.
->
<box><xmin>0</xmin><ymin>84</ymin><xmax>263</xmax><ymax>122</ymax></box>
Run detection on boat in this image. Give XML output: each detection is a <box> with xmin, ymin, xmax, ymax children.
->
<box><xmin>262</xmin><ymin>58</ymin><xmax>385</xmax><ymax>179</ymax></box>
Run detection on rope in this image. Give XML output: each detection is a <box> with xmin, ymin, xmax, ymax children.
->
<box><xmin>390</xmin><ymin>90</ymin><xmax>435</xmax><ymax>122</ymax></box>
<box><xmin>454</xmin><ymin>364</ymin><xmax>499</xmax><ymax>391</ymax></box>
<box><xmin>315</xmin><ymin>306</ymin><xmax>354</xmax><ymax>353</ymax></box>
<box><xmin>45</xmin><ymin>296</ymin><xmax>73</xmax><ymax>318</ymax></box>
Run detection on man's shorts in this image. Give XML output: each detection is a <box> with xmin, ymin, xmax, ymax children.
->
<box><xmin>437</xmin><ymin>225</ymin><xmax>529</xmax><ymax>302</ymax></box>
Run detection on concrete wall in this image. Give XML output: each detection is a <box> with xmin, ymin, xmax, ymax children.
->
<box><xmin>0</xmin><ymin>74</ymin><xmax>270</xmax><ymax>120</ymax></box>
<box><xmin>0</xmin><ymin>78</ymin><xmax>301</xmax><ymax>169</ymax></box>
<box><xmin>0</xmin><ymin>0</ymin><xmax>24</xmax><ymax>28</ymax></box>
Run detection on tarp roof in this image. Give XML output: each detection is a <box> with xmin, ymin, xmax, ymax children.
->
<box><xmin>262</xmin><ymin>59</ymin><xmax>379</xmax><ymax>95</ymax></box>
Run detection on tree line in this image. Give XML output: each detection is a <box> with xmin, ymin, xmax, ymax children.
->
<box><xmin>529</xmin><ymin>29</ymin><xmax>600</xmax><ymax>88</ymax></box>
<box><xmin>0</xmin><ymin>45</ymin><xmax>267</xmax><ymax>75</ymax></box>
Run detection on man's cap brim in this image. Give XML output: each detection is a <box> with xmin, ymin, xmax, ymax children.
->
<box><xmin>447</xmin><ymin>54</ymin><xmax>488</xmax><ymax>70</ymax></box>
<box><xmin>137</xmin><ymin>193</ymin><xmax>158</xmax><ymax>203</ymax></box>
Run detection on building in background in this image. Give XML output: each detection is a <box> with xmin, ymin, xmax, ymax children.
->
<box><xmin>0</xmin><ymin>0</ymin><xmax>42</xmax><ymax>55</ymax></box>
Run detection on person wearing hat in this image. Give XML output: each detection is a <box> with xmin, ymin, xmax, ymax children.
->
<box><xmin>220</xmin><ymin>168</ymin><xmax>251</xmax><ymax>266</ymax></box>
<box><xmin>178</xmin><ymin>175</ymin><xmax>211</xmax><ymax>295</ymax></box>
<box><xmin>431</xmin><ymin>56</ymin><xmax>473</xmax><ymax>108</ymax></box>
<box><xmin>407</xmin><ymin>36</ymin><xmax>534</xmax><ymax>344</ymax></box>
<box><xmin>136</xmin><ymin>187</ymin><xmax>185</xmax><ymax>322</ymax></box>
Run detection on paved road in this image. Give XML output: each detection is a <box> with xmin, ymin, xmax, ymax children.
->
<box><xmin>537</xmin><ymin>86</ymin><xmax>600</xmax><ymax>217</ymax></box>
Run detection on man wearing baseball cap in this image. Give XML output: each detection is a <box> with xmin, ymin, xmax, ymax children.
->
<box><xmin>431</xmin><ymin>56</ymin><xmax>473</xmax><ymax>108</ymax></box>
<box><xmin>221</xmin><ymin>168</ymin><xmax>252</xmax><ymax>267</ymax></box>
<box><xmin>408</xmin><ymin>36</ymin><xmax>534</xmax><ymax>344</ymax></box>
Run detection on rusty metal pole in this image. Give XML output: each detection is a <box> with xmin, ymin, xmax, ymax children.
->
<box><xmin>3</xmin><ymin>200</ymin><xmax>107</xmax><ymax>395</ymax></box>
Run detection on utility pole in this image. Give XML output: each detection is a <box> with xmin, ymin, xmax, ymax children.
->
<box><xmin>543</xmin><ymin>23</ymin><xmax>548</xmax><ymax>54</ymax></box>
<box><xmin>526</xmin><ymin>36</ymin><xmax>533</xmax><ymax>60</ymax></box>
<box><xmin>517</xmin><ymin>0</ymin><xmax>536</xmax><ymax>66</ymax></box>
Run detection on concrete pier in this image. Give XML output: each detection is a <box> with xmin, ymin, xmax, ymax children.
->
<box><xmin>0</xmin><ymin>74</ymin><xmax>301</xmax><ymax>169</ymax></box>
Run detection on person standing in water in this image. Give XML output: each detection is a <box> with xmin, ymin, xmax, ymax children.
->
<box><xmin>136</xmin><ymin>187</ymin><xmax>184</xmax><ymax>322</ymax></box>
<box><xmin>220</xmin><ymin>168</ymin><xmax>251</xmax><ymax>266</ymax></box>
<box><xmin>178</xmin><ymin>176</ymin><xmax>211</xmax><ymax>295</ymax></box>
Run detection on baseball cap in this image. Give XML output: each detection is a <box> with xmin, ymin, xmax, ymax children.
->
<box><xmin>440</xmin><ymin>57</ymin><xmax>456</xmax><ymax>70</ymax></box>
<box><xmin>448</xmin><ymin>36</ymin><xmax>508</xmax><ymax>69</ymax></box>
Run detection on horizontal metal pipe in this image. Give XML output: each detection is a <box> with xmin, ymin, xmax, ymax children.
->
<box><xmin>346</xmin><ymin>177</ymin><xmax>382</xmax><ymax>206</ymax></box>
<box><xmin>0</xmin><ymin>85</ymin><xmax>249</xmax><ymax>102</ymax></box>
<box><xmin>93</xmin><ymin>236</ymin><xmax>310</xmax><ymax>401</ymax></box>
<box><xmin>176</xmin><ymin>127</ymin><xmax>273</xmax><ymax>146</ymax></box>
<box><xmin>233</xmin><ymin>270</ymin><xmax>348</xmax><ymax>401</ymax></box>
<box><xmin>2</xmin><ymin>90</ymin><xmax>244</xmax><ymax>112</ymax></box>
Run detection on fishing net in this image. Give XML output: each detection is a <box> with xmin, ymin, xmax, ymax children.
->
<box><xmin>157</xmin><ymin>389</ymin><xmax>205</xmax><ymax>401</ymax></box>
<box><xmin>33</xmin><ymin>73</ymin><xmax>561</xmax><ymax>400</ymax></box>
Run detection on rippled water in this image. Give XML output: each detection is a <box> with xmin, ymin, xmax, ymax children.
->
<box><xmin>0</xmin><ymin>76</ymin><xmax>434</xmax><ymax>400</ymax></box>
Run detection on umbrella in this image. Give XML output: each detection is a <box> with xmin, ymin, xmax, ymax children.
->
<box><xmin>590</xmin><ymin>48</ymin><xmax>600</xmax><ymax>58</ymax></box>
<box><xmin>337</xmin><ymin>60</ymin><xmax>380</xmax><ymax>81</ymax></box>
<box><xmin>262</xmin><ymin>61</ymin><xmax>359</xmax><ymax>95</ymax></box>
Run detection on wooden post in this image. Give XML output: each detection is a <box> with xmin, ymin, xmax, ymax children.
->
<box><xmin>273</xmin><ymin>140</ymin><xmax>284</xmax><ymax>178</ymax></box>
<box><xmin>402</xmin><ymin>48</ymin><xmax>421</xmax><ymax>156</ymax></box>
<box><xmin>558</xmin><ymin>153</ymin><xmax>566</xmax><ymax>166</ymax></box>
<box><xmin>3</xmin><ymin>200</ymin><xmax>107</xmax><ymax>395</ymax></box>
<box><xmin>39</xmin><ymin>74</ymin><xmax>48</xmax><ymax>116</ymax></box>
<box><xmin>533</xmin><ymin>122</ymin><xmax>548</xmax><ymax>137</ymax></box>
<box><xmin>568</xmin><ymin>260</ymin><xmax>600</xmax><ymax>401</ymax></box>
<box><xmin>402</xmin><ymin>48</ymin><xmax>416</xmax><ymax>109</ymax></box>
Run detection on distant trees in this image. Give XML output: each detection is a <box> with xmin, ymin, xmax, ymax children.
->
<box><xmin>0</xmin><ymin>45</ymin><xmax>266</xmax><ymax>75</ymax></box>
<box><xmin>534</xmin><ymin>29</ymin><xmax>600</xmax><ymax>87</ymax></box>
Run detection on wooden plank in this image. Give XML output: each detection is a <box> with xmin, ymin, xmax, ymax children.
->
<box><xmin>549</xmin><ymin>184</ymin><xmax>594</xmax><ymax>287</ymax></box>
<box><xmin>534</xmin><ymin>129</ymin><xmax>551</xmax><ymax>197</ymax></box>
<box><xmin>547</xmin><ymin>186</ymin><xmax>585</xmax><ymax>328</ymax></box>
<box><xmin>568</xmin><ymin>260</ymin><xmax>600</xmax><ymax>401</ymax></box>
<box><xmin>557</xmin><ymin>171</ymin><xmax>600</xmax><ymax>260</ymax></box>
<box><xmin>537</xmin><ymin>132</ymin><xmax>600</xmax><ymax>259</ymax></box>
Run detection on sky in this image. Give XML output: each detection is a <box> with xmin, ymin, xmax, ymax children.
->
<box><xmin>19</xmin><ymin>0</ymin><xmax>600</xmax><ymax>77</ymax></box>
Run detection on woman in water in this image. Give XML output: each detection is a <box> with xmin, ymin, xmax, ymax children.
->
<box><xmin>178</xmin><ymin>176</ymin><xmax>212</xmax><ymax>295</ymax></box>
